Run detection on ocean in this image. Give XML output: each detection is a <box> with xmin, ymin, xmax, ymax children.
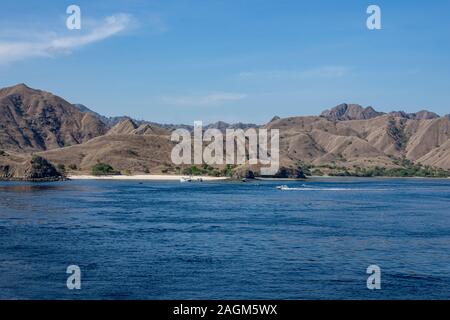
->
<box><xmin>0</xmin><ymin>178</ymin><xmax>449</xmax><ymax>299</ymax></box>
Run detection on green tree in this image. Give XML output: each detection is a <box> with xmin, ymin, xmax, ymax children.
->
<box><xmin>91</xmin><ymin>163</ymin><xmax>120</xmax><ymax>176</ymax></box>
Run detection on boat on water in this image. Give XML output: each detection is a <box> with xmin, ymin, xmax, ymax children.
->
<box><xmin>180</xmin><ymin>176</ymin><xmax>203</xmax><ymax>183</ymax></box>
<box><xmin>276</xmin><ymin>185</ymin><xmax>289</xmax><ymax>190</ymax></box>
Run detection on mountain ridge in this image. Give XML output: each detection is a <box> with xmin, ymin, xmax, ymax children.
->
<box><xmin>0</xmin><ymin>84</ymin><xmax>107</xmax><ymax>152</ymax></box>
<box><xmin>1</xmin><ymin>84</ymin><xmax>449</xmax><ymax>179</ymax></box>
<box><xmin>320</xmin><ymin>103</ymin><xmax>441</xmax><ymax>121</ymax></box>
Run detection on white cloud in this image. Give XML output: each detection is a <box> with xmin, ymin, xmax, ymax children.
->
<box><xmin>0</xmin><ymin>13</ymin><xmax>133</xmax><ymax>64</ymax></box>
<box><xmin>161</xmin><ymin>92</ymin><xmax>247</xmax><ymax>107</ymax></box>
<box><xmin>238</xmin><ymin>66</ymin><xmax>350</xmax><ymax>80</ymax></box>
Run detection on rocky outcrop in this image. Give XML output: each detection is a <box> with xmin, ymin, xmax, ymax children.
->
<box><xmin>411</xmin><ymin>110</ymin><xmax>440</xmax><ymax>120</ymax></box>
<box><xmin>131</xmin><ymin>124</ymin><xmax>170</xmax><ymax>136</ymax></box>
<box><xmin>0</xmin><ymin>164</ymin><xmax>14</xmax><ymax>179</ymax></box>
<box><xmin>274</xmin><ymin>167</ymin><xmax>306</xmax><ymax>179</ymax></box>
<box><xmin>0</xmin><ymin>154</ymin><xmax>64</xmax><ymax>181</ymax></box>
<box><xmin>22</xmin><ymin>156</ymin><xmax>64</xmax><ymax>181</ymax></box>
<box><xmin>107</xmin><ymin>120</ymin><xmax>170</xmax><ymax>136</ymax></box>
<box><xmin>205</xmin><ymin>121</ymin><xmax>258</xmax><ymax>132</ymax></box>
<box><xmin>231</xmin><ymin>168</ymin><xmax>256</xmax><ymax>180</ymax></box>
<box><xmin>107</xmin><ymin>119</ymin><xmax>138</xmax><ymax>135</ymax></box>
<box><xmin>321</xmin><ymin>103</ymin><xmax>384</xmax><ymax>121</ymax></box>
<box><xmin>389</xmin><ymin>110</ymin><xmax>440</xmax><ymax>120</ymax></box>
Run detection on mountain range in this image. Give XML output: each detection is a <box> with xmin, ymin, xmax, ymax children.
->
<box><xmin>1</xmin><ymin>83</ymin><xmax>449</xmax><ymax>180</ymax></box>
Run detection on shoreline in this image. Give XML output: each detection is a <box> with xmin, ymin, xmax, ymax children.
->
<box><xmin>67</xmin><ymin>174</ymin><xmax>450</xmax><ymax>181</ymax></box>
<box><xmin>1</xmin><ymin>174</ymin><xmax>449</xmax><ymax>183</ymax></box>
<box><xmin>67</xmin><ymin>174</ymin><xmax>230</xmax><ymax>181</ymax></box>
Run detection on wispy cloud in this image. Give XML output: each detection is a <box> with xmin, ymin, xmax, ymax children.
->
<box><xmin>161</xmin><ymin>92</ymin><xmax>247</xmax><ymax>107</ymax></box>
<box><xmin>238</xmin><ymin>66</ymin><xmax>350</xmax><ymax>80</ymax></box>
<box><xmin>0</xmin><ymin>13</ymin><xmax>133</xmax><ymax>64</ymax></box>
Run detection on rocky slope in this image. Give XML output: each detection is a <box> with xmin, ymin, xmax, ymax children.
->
<box><xmin>0</xmin><ymin>152</ymin><xmax>63</xmax><ymax>181</ymax></box>
<box><xmin>39</xmin><ymin>122</ymin><xmax>175</xmax><ymax>175</ymax></box>
<box><xmin>266</xmin><ymin>114</ymin><xmax>450</xmax><ymax>169</ymax></box>
<box><xmin>0</xmin><ymin>84</ymin><xmax>449</xmax><ymax>179</ymax></box>
<box><xmin>0</xmin><ymin>84</ymin><xmax>107</xmax><ymax>152</ymax></box>
<box><xmin>321</xmin><ymin>103</ymin><xmax>441</xmax><ymax>122</ymax></box>
<box><xmin>320</xmin><ymin>103</ymin><xmax>384</xmax><ymax>121</ymax></box>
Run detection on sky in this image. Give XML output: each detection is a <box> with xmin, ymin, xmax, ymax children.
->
<box><xmin>0</xmin><ymin>0</ymin><xmax>449</xmax><ymax>124</ymax></box>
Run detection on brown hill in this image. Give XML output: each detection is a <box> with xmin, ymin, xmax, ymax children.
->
<box><xmin>107</xmin><ymin>118</ymin><xmax>138</xmax><ymax>135</ymax></box>
<box><xmin>39</xmin><ymin>132</ymin><xmax>174</xmax><ymax>175</ymax></box>
<box><xmin>417</xmin><ymin>139</ymin><xmax>450</xmax><ymax>169</ymax></box>
<box><xmin>266</xmin><ymin>114</ymin><xmax>450</xmax><ymax>171</ymax></box>
<box><xmin>389</xmin><ymin>110</ymin><xmax>440</xmax><ymax>120</ymax></box>
<box><xmin>320</xmin><ymin>103</ymin><xmax>384</xmax><ymax>121</ymax></box>
<box><xmin>0</xmin><ymin>84</ymin><xmax>449</xmax><ymax>178</ymax></box>
<box><xmin>105</xmin><ymin>119</ymin><xmax>171</xmax><ymax>136</ymax></box>
<box><xmin>0</xmin><ymin>84</ymin><xmax>107</xmax><ymax>151</ymax></box>
<box><xmin>33</xmin><ymin>111</ymin><xmax>450</xmax><ymax>176</ymax></box>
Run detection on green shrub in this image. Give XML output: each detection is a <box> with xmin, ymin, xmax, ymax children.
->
<box><xmin>91</xmin><ymin>163</ymin><xmax>120</xmax><ymax>176</ymax></box>
<box><xmin>183</xmin><ymin>165</ymin><xmax>202</xmax><ymax>176</ymax></box>
<box><xmin>222</xmin><ymin>164</ymin><xmax>234</xmax><ymax>177</ymax></box>
<box><xmin>56</xmin><ymin>164</ymin><xmax>66</xmax><ymax>173</ymax></box>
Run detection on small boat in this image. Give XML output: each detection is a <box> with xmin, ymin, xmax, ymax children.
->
<box><xmin>180</xmin><ymin>177</ymin><xmax>192</xmax><ymax>183</ymax></box>
<box><xmin>276</xmin><ymin>185</ymin><xmax>289</xmax><ymax>190</ymax></box>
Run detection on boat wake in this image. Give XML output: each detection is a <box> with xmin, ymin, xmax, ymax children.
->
<box><xmin>276</xmin><ymin>185</ymin><xmax>392</xmax><ymax>191</ymax></box>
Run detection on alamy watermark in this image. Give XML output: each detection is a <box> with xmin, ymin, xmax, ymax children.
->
<box><xmin>171</xmin><ymin>121</ymin><xmax>279</xmax><ymax>176</ymax></box>
<box><xmin>367</xmin><ymin>5</ymin><xmax>382</xmax><ymax>30</ymax></box>
<box><xmin>66</xmin><ymin>5</ymin><xmax>81</xmax><ymax>30</ymax></box>
<box><xmin>367</xmin><ymin>265</ymin><xmax>381</xmax><ymax>290</ymax></box>
<box><xmin>66</xmin><ymin>265</ymin><xmax>81</xmax><ymax>290</ymax></box>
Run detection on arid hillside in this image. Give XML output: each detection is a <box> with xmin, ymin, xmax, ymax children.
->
<box><xmin>0</xmin><ymin>84</ymin><xmax>107</xmax><ymax>151</ymax></box>
<box><xmin>39</xmin><ymin>122</ymin><xmax>175</xmax><ymax>175</ymax></box>
<box><xmin>266</xmin><ymin>113</ymin><xmax>450</xmax><ymax>171</ymax></box>
<box><xmin>0</xmin><ymin>84</ymin><xmax>449</xmax><ymax>179</ymax></box>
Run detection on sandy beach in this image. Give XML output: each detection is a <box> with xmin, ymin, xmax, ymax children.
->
<box><xmin>68</xmin><ymin>174</ymin><xmax>230</xmax><ymax>181</ymax></box>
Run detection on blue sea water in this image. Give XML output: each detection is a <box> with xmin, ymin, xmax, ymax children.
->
<box><xmin>0</xmin><ymin>178</ymin><xmax>449</xmax><ymax>300</ymax></box>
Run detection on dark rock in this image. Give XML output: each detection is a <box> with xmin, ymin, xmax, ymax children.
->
<box><xmin>411</xmin><ymin>110</ymin><xmax>440</xmax><ymax>120</ymax></box>
<box><xmin>389</xmin><ymin>111</ymin><xmax>410</xmax><ymax>118</ymax></box>
<box><xmin>321</xmin><ymin>103</ymin><xmax>384</xmax><ymax>121</ymax></box>
<box><xmin>232</xmin><ymin>169</ymin><xmax>255</xmax><ymax>180</ymax></box>
<box><xmin>0</xmin><ymin>165</ymin><xmax>13</xmax><ymax>179</ymax></box>
<box><xmin>244</xmin><ymin>170</ymin><xmax>255</xmax><ymax>179</ymax></box>
<box><xmin>274</xmin><ymin>167</ymin><xmax>306</xmax><ymax>179</ymax></box>
<box><xmin>389</xmin><ymin>110</ymin><xmax>440</xmax><ymax>120</ymax></box>
<box><xmin>23</xmin><ymin>156</ymin><xmax>65</xmax><ymax>181</ymax></box>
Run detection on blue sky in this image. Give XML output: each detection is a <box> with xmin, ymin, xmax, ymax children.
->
<box><xmin>0</xmin><ymin>0</ymin><xmax>449</xmax><ymax>124</ymax></box>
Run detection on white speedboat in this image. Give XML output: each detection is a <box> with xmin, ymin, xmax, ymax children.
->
<box><xmin>276</xmin><ymin>185</ymin><xmax>289</xmax><ymax>190</ymax></box>
<box><xmin>180</xmin><ymin>177</ymin><xmax>192</xmax><ymax>183</ymax></box>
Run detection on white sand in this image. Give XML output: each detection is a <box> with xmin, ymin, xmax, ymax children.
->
<box><xmin>68</xmin><ymin>174</ymin><xmax>229</xmax><ymax>181</ymax></box>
